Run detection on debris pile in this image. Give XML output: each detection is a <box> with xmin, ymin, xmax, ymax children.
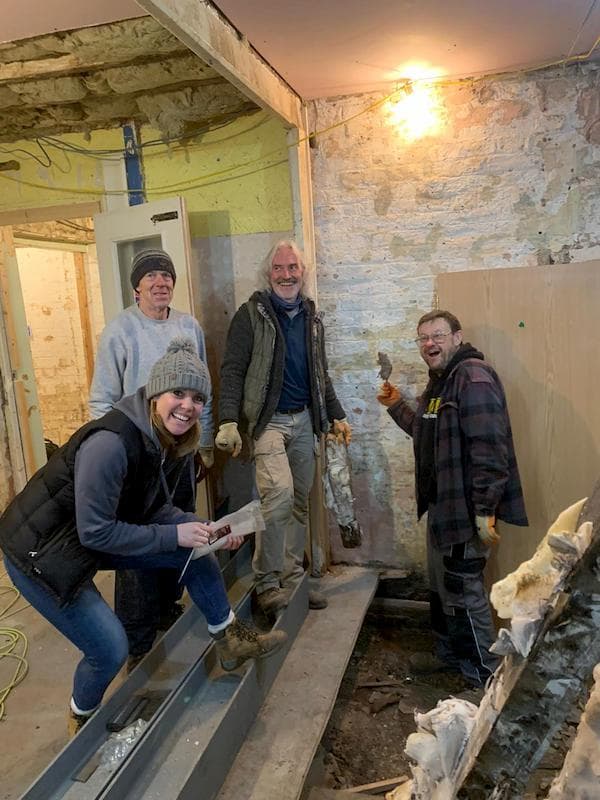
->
<box><xmin>386</xmin><ymin>495</ymin><xmax>599</xmax><ymax>800</ymax></box>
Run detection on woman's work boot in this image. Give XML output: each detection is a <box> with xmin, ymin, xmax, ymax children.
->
<box><xmin>212</xmin><ymin>618</ymin><xmax>287</xmax><ymax>671</ymax></box>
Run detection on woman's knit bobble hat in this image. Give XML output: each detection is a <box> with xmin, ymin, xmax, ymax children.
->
<box><xmin>146</xmin><ymin>337</ymin><xmax>210</xmax><ymax>402</ymax></box>
<box><xmin>130</xmin><ymin>248</ymin><xmax>176</xmax><ymax>290</ymax></box>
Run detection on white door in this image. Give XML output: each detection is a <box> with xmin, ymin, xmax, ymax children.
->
<box><xmin>94</xmin><ymin>196</ymin><xmax>194</xmax><ymax>323</ymax></box>
<box><xmin>93</xmin><ymin>197</ymin><xmax>213</xmax><ymax>518</ymax></box>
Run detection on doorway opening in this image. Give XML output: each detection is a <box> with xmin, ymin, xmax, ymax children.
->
<box><xmin>11</xmin><ymin>217</ymin><xmax>104</xmax><ymax>449</ymax></box>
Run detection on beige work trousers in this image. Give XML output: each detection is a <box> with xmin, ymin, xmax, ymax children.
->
<box><xmin>252</xmin><ymin>409</ymin><xmax>316</xmax><ymax>595</ymax></box>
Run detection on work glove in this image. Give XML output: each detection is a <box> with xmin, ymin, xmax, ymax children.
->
<box><xmin>377</xmin><ymin>381</ymin><xmax>401</xmax><ymax>407</ymax></box>
<box><xmin>332</xmin><ymin>418</ymin><xmax>352</xmax><ymax>445</ymax></box>
<box><xmin>215</xmin><ymin>422</ymin><xmax>242</xmax><ymax>457</ymax></box>
<box><xmin>475</xmin><ymin>515</ymin><xmax>500</xmax><ymax>545</ymax></box>
<box><xmin>199</xmin><ymin>446</ymin><xmax>214</xmax><ymax>470</ymax></box>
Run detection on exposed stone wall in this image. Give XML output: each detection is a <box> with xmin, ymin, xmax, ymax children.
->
<box><xmin>310</xmin><ymin>63</ymin><xmax>600</xmax><ymax>571</ymax></box>
<box><xmin>16</xmin><ymin>246</ymin><xmax>103</xmax><ymax>445</ymax></box>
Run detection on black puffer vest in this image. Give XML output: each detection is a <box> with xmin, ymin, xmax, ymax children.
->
<box><xmin>0</xmin><ymin>410</ymin><xmax>165</xmax><ymax>606</ymax></box>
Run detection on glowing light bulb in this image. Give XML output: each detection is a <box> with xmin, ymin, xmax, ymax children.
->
<box><xmin>386</xmin><ymin>83</ymin><xmax>442</xmax><ymax>141</ymax></box>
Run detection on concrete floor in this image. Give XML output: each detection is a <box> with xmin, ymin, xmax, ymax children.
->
<box><xmin>0</xmin><ymin>571</ymin><xmax>124</xmax><ymax>800</ymax></box>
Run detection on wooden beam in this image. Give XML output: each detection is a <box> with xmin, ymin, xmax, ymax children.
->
<box><xmin>0</xmin><ymin>202</ymin><xmax>101</xmax><ymax>227</ymax></box>
<box><xmin>0</xmin><ymin>54</ymin><xmax>105</xmax><ymax>83</ymax></box>
<box><xmin>0</xmin><ymin>229</ymin><xmax>20</xmax><ymax>370</ymax></box>
<box><xmin>73</xmin><ymin>252</ymin><xmax>95</xmax><ymax>390</ymax></box>
<box><xmin>0</xmin><ymin>227</ymin><xmax>28</xmax><ymax>492</ymax></box>
<box><xmin>13</xmin><ymin>379</ymin><xmax>37</xmax><ymax>477</ymax></box>
<box><xmin>288</xmin><ymin>110</ymin><xmax>331</xmax><ymax>573</ymax></box>
<box><xmin>287</xmin><ymin>113</ymin><xmax>316</xmax><ymax>275</ymax></box>
<box><xmin>136</xmin><ymin>0</ymin><xmax>304</xmax><ymax>128</ymax></box>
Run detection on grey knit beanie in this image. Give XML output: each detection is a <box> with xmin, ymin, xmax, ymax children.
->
<box><xmin>146</xmin><ymin>337</ymin><xmax>210</xmax><ymax>401</ymax></box>
<box><xmin>131</xmin><ymin>248</ymin><xmax>176</xmax><ymax>290</ymax></box>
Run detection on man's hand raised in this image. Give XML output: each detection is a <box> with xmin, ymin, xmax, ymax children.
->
<box><xmin>377</xmin><ymin>381</ymin><xmax>401</xmax><ymax>407</ymax></box>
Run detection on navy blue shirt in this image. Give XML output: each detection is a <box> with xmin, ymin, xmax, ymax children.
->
<box><xmin>275</xmin><ymin>305</ymin><xmax>311</xmax><ymax>411</ymax></box>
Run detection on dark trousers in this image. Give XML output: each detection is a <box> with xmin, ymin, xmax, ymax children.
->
<box><xmin>114</xmin><ymin>568</ymin><xmax>184</xmax><ymax>656</ymax></box>
<box><xmin>114</xmin><ymin>459</ymin><xmax>195</xmax><ymax>657</ymax></box>
<box><xmin>427</xmin><ymin>524</ymin><xmax>500</xmax><ymax>686</ymax></box>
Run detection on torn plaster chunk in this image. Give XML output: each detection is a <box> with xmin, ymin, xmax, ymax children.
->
<box><xmin>490</xmin><ymin>498</ymin><xmax>587</xmax><ymax>620</ymax></box>
<box><xmin>405</xmin><ymin>731</ymin><xmax>445</xmax><ymax>782</ymax></box>
<box><xmin>509</xmin><ymin>615</ymin><xmax>542</xmax><ymax>656</ymax></box>
<box><xmin>490</xmin><ymin>627</ymin><xmax>518</xmax><ymax>655</ymax></box>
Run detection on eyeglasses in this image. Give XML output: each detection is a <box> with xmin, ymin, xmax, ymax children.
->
<box><xmin>414</xmin><ymin>332</ymin><xmax>452</xmax><ymax>346</ymax></box>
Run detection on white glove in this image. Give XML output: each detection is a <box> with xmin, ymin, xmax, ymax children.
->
<box><xmin>215</xmin><ymin>422</ymin><xmax>242</xmax><ymax>457</ymax></box>
<box><xmin>475</xmin><ymin>515</ymin><xmax>500</xmax><ymax>545</ymax></box>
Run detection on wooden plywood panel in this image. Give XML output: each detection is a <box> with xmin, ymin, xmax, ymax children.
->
<box><xmin>437</xmin><ymin>260</ymin><xmax>600</xmax><ymax>579</ymax></box>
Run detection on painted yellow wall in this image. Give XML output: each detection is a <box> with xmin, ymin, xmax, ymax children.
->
<box><xmin>0</xmin><ymin>113</ymin><xmax>294</xmax><ymax>236</ymax></box>
<box><xmin>0</xmin><ymin>130</ymin><xmax>124</xmax><ymax>212</ymax></box>
<box><xmin>142</xmin><ymin>111</ymin><xmax>293</xmax><ymax>237</ymax></box>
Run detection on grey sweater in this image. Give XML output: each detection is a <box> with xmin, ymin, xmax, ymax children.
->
<box><xmin>88</xmin><ymin>304</ymin><xmax>213</xmax><ymax>448</ymax></box>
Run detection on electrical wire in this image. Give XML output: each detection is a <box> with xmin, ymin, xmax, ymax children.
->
<box><xmin>0</xmin><ymin>573</ymin><xmax>29</xmax><ymax>721</ymax></box>
<box><xmin>565</xmin><ymin>0</ymin><xmax>599</xmax><ymax>60</ymax></box>
<box><xmin>0</xmin><ymin>110</ymin><xmax>266</xmax><ymax>172</ymax></box>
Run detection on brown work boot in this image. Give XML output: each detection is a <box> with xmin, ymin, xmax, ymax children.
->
<box><xmin>213</xmin><ymin>618</ymin><xmax>287</xmax><ymax>671</ymax></box>
<box><xmin>256</xmin><ymin>587</ymin><xmax>289</xmax><ymax>615</ymax></box>
<box><xmin>67</xmin><ymin>707</ymin><xmax>91</xmax><ymax>738</ymax></box>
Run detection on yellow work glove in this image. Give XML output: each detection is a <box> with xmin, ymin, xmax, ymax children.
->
<box><xmin>377</xmin><ymin>381</ymin><xmax>401</xmax><ymax>408</ymax></box>
<box><xmin>199</xmin><ymin>446</ymin><xmax>214</xmax><ymax>470</ymax></box>
<box><xmin>475</xmin><ymin>515</ymin><xmax>500</xmax><ymax>545</ymax></box>
<box><xmin>332</xmin><ymin>418</ymin><xmax>352</xmax><ymax>445</ymax></box>
<box><xmin>215</xmin><ymin>422</ymin><xmax>242</xmax><ymax>458</ymax></box>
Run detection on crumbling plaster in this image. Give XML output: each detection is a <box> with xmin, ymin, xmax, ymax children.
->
<box><xmin>0</xmin><ymin>17</ymin><xmax>257</xmax><ymax>141</ymax></box>
<box><xmin>313</xmin><ymin>63</ymin><xmax>600</xmax><ymax>571</ymax></box>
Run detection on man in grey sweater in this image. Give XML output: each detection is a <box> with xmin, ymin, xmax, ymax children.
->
<box><xmin>89</xmin><ymin>248</ymin><xmax>214</xmax><ymax>670</ymax></box>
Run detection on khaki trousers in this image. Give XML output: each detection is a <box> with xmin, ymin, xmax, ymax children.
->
<box><xmin>253</xmin><ymin>409</ymin><xmax>315</xmax><ymax>594</ymax></box>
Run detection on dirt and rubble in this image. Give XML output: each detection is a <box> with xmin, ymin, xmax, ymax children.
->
<box><xmin>308</xmin><ymin>604</ymin><xmax>578</xmax><ymax>798</ymax></box>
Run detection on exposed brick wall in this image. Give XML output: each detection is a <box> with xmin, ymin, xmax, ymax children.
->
<box><xmin>17</xmin><ymin>246</ymin><xmax>102</xmax><ymax>446</ymax></box>
<box><xmin>310</xmin><ymin>64</ymin><xmax>600</xmax><ymax>571</ymax></box>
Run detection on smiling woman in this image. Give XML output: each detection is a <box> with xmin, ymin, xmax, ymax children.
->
<box><xmin>154</xmin><ymin>389</ymin><xmax>205</xmax><ymax>436</ymax></box>
<box><xmin>0</xmin><ymin>336</ymin><xmax>286</xmax><ymax>736</ymax></box>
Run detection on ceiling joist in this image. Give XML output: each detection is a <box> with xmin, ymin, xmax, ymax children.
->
<box><xmin>136</xmin><ymin>0</ymin><xmax>304</xmax><ymax>129</ymax></box>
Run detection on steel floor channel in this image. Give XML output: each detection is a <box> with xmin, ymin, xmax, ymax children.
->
<box><xmin>19</xmin><ymin>544</ymin><xmax>260</xmax><ymax>800</ymax></box>
<box><xmin>100</xmin><ymin>577</ymin><xmax>308</xmax><ymax>800</ymax></box>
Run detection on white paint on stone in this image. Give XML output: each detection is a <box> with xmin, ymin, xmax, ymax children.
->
<box><xmin>312</xmin><ymin>64</ymin><xmax>600</xmax><ymax>572</ymax></box>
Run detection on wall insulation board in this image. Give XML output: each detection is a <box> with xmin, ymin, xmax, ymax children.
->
<box><xmin>437</xmin><ymin>260</ymin><xmax>600</xmax><ymax>581</ymax></box>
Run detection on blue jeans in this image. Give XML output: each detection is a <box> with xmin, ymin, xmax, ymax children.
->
<box><xmin>4</xmin><ymin>548</ymin><xmax>231</xmax><ymax>713</ymax></box>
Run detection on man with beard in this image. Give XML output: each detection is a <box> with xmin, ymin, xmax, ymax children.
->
<box><xmin>215</xmin><ymin>240</ymin><xmax>351</xmax><ymax>615</ymax></box>
<box><xmin>378</xmin><ymin>310</ymin><xmax>528</xmax><ymax>687</ymax></box>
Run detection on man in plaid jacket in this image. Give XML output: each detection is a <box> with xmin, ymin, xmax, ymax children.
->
<box><xmin>378</xmin><ymin>310</ymin><xmax>528</xmax><ymax>687</ymax></box>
